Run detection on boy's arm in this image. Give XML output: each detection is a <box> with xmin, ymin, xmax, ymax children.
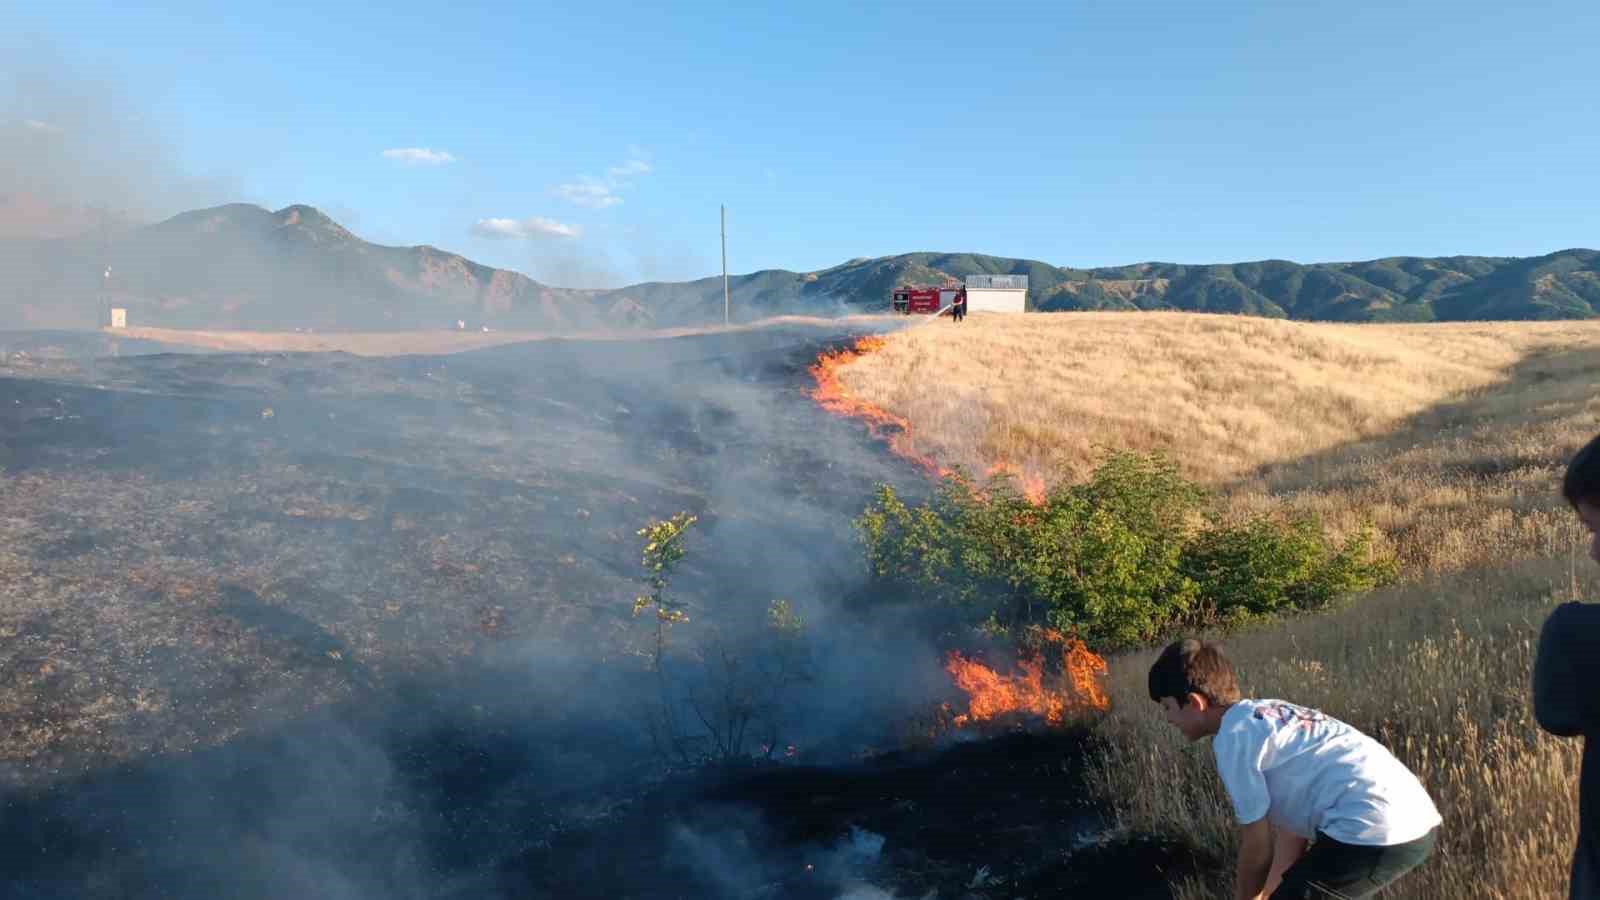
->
<box><xmin>1214</xmin><ymin>718</ymin><xmax>1275</xmax><ymax>899</ymax></box>
<box><xmin>1264</xmin><ymin>828</ymin><xmax>1308</xmax><ymax>897</ymax></box>
<box><xmin>1234</xmin><ymin>817</ymin><xmax>1274</xmax><ymax>900</ymax></box>
<box><xmin>1534</xmin><ymin>603</ymin><xmax>1598</xmax><ymax>737</ymax></box>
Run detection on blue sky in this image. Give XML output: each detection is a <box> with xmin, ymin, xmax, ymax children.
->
<box><xmin>9</xmin><ymin>1</ymin><xmax>1599</xmax><ymax>288</ymax></box>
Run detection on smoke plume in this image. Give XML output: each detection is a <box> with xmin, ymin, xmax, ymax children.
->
<box><xmin>0</xmin><ymin>43</ymin><xmax>233</xmax><ymax>239</ymax></box>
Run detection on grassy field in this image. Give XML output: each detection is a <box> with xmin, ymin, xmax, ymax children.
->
<box><xmin>839</xmin><ymin>310</ymin><xmax>1600</xmax><ymax>898</ymax></box>
<box><xmin>107</xmin><ymin>314</ymin><xmax>899</xmax><ymax>356</ymax></box>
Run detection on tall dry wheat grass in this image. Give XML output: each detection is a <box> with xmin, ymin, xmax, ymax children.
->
<box><xmin>1086</xmin><ymin>560</ymin><xmax>1591</xmax><ymax>899</ymax></box>
<box><xmin>841</xmin><ymin>312</ymin><xmax>1600</xmax><ymax>482</ymax></box>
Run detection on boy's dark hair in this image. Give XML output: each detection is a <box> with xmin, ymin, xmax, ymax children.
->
<box><xmin>1148</xmin><ymin>639</ymin><xmax>1242</xmax><ymax>708</ymax></box>
<box><xmin>1564</xmin><ymin>433</ymin><xmax>1600</xmax><ymax>509</ymax></box>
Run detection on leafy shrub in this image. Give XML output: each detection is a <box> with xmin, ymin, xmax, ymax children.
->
<box><xmin>856</xmin><ymin>451</ymin><xmax>1396</xmax><ymax>649</ymax></box>
<box><xmin>1182</xmin><ymin>516</ymin><xmax>1396</xmax><ymax>625</ymax></box>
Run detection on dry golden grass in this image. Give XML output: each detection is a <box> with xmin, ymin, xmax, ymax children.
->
<box><xmin>108</xmin><ymin>326</ymin><xmax>554</xmax><ymax>355</ymax></box>
<box><xmin>841</xmin><ymin>310</ymin><xmax>1600</xmax><ymax>897</ymax></box>
<box><xmin>1222</xmin><ymin>337</ymin><xmax>1600</xmax><ymax>575</ymax></box>
<box><xmin>108</xmin><ymin>314</ymin><xmax>900</xmax><ymax>356</ymax></box>
<box><xmin>842</xmin><ymin>311</ymin><xmax>1600</xmax><ymax>574</ymax></box>
<box><xmin>1086</xmin><ymin>560</ymin><xmax>1592</xmax><ymax>900</ymax></box>
<box><xmin>840</xmin><ymin>311</ymin><xmax>1600</xmax><ymax>484</ymax></box>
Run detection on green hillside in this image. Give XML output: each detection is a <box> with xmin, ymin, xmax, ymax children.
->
<box><xmin>599</xmin><ymin>248</ymin><xmax>1600</xmax><ymax>324</ymax></box>
<box><xmin>3</xmin><ymin>202</ymin><xmax>1594</xmax><ymax>329</ymax></box>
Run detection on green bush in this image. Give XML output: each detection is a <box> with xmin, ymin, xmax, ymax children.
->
<box><xmin>855</xmin><ymin>451</ymin><xmax>1397</xmax><ymax>650</ymax></box>
<box><xmin>1182</xmin><ymin>516</ymin><xmax>1396</xmax><ymax>624</ymax></box>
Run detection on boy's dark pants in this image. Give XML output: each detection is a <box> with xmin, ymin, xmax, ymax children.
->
<box><xmin>1270</xmin><ymin>828</ymin><xmax>1438</xmax><ymax>899</ymax></box>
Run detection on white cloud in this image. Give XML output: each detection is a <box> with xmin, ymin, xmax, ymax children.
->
<box><xmin>554</xmin><ymin>178</ymin><xmax>622</xmax><ymax>209</ymax></box>
<box><xmin>382</xmin><ymin>147</ymin><xmax>457</xmax><ymax>166</ymax></box>
<box><xmin>607</xmin><ymin>158</ymin><xmax>652</xmax><ymax>179</ymax></box>
<box><xmin>20</xmin><ymin>119</ymin><xmax>62</xmax><ymax>134</ymax></box>
<box><xmin>471</xmin><ymin>216</ymin><xmax>581</xmax><ymax>239</ymax></box>
<box><xmin>554</xmin><ymin>150</ymin><xmax>653</xmax><ymax>208</ymax></box>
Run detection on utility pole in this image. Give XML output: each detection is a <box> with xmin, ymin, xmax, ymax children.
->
<box><xmin>721</xmin><ymin>204</ymin><xmax>729</xmax><ymax>327</ymax></box>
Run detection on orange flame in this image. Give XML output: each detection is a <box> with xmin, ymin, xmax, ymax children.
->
<box><xmin>984</xmin><ymin>460</ymin><xmax>1047</xmax><ymax>505</ymax></box>
<box><xmin>808</xmin><ymin>336</ymin><xmax>950</xmax><ymax>478</ymax></box>
<box><xmin>944</xmin><ymin>630</ymin><xmax>1109</xmax><ymax>728</ymax></box>
<box><xmin>810</xmin><ymin>337</ymin><xmax>1050</xmax><ymax>504</ymax></box>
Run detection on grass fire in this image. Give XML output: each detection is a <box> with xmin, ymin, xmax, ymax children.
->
<box><xmin>5</xmin><ymin>311</ymin><xmax>1600</xmax><ymax>899</ymax></box>
<box><xmin>809</xmin><ymin>333</ymin><xmax>1046</xmax><ymax>502</ymax></box>
<box><xmin>943</xmin><ymin>630</ymin><xmax>1109</xmax><ymax>729</ymax></box>
<box><xmin>6</xmin><ymin>10</ymin><xmax>1599</xmax><ymax>896</ymax></box>
<box><xmin>808</xmin><ymin>335</ymin><xmax>950</xmax><ymax>479</ymax></box>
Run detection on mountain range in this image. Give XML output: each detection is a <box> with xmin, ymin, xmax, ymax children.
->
<box><xmin>1</xmin><ymin>200</ymin><xmax>1595</xmax><ymax>330</ymax></box>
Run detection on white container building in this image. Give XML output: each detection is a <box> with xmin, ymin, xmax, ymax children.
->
<box><xmin>964</xmin><ymin>274</ymin><xmax>1028</xmax><ymax>313</ymax></box>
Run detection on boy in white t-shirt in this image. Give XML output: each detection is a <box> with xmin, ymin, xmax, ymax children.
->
<box><xmin>1148</xmin><ymin>639</ymin><xmax>1441</xmax><ymax>899</ymax></box>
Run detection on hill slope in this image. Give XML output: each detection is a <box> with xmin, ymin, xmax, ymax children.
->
<box><xmin>591</xmin><ymin>249</ymin><xmax>1600</xmax><ymax>324</ymax></box>
<box><xmin>830</xmin><ymin>312</ymin><xmax>1600</xmax><ymax>571</ymax></box>
<box><xmin>0</xmin><ymin>203</ymin><xmax>607</xmax><ymax>330</ymax></box>
<box><xmin>2</xmin><ymin>201</ymin><xmax>1594</xmax><ymax>328</ymax></box>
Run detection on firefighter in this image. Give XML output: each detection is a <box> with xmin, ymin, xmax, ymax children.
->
<box><xmin>952</xmin><ymin>289</ymin><xmax>967</xmax><ymax>323</ymax></box>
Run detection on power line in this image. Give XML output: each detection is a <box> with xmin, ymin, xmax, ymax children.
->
<box><xmin>721</xmin><ymin>205</ymin><xmax>729</xmax><ymax>327</ymax></box>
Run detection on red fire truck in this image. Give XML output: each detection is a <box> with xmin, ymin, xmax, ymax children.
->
<box><xmin>891</xmin><ymin>281</ymin><xmax>965</xmax><ymax>315</ymax></box>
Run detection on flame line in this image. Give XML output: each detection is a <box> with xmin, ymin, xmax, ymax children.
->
<box><xmin>807</xmin><ymin>341</ymin><xmax>1108</xmax><ymax>729</ymax></box>
<box><xmin>809</xmin><ymin>336</ymin><xmax>1046</xmax><ymax>503</ymax></box>
<box><xmin>807</xmin><ymin>336</ymin><xmax>951</xmax><ymax>479</ymax></box>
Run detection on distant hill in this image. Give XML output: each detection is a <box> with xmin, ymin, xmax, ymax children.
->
<box><xmin>598</xmin><ymin>248</ymin><xmax>1600</xmax><ymax>325</ymax></box>
<box><xmin>1037</xmin><ymin>252</ymin><xmax>1600</xmax><ymax>321</ymax></box>
<box><xmin>0</xmin><ymin>203</ymin><xmax>606</xmax><ymax>331</ymax></box>
<box><xmin>1</xmin><ymin>202</ymin><xmax>1594</xmax><ymax>329</ymax></box>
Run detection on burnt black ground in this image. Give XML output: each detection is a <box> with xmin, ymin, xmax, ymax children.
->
<box><xmin>503</xmin><ymin>726</ymin><xmax>1213</xmax><ymax>900</ymax></box>
<box><xmin>0</xmin><ymin>324</ymin><xmax>1209</xmax><ymax>898</ymax></box>
<box><xmin>0</xmin><ymin>711</ymin><xmax>1212</xmax><ymax>900</ymax></box>
<box><xmin>1</xmin><ymin>324</ymin><xmax>923</xmax><ymax>778</ymax></box>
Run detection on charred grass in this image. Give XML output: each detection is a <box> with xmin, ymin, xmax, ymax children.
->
<box><xmin>1</xmin><ymin>323</ymin><xmax>1203</xmax><ymax>898</ymax></box>
<box><xmin>0</xmin><ymin>327</ymin><xmax>918</xmax><ymax>786</ymax></box>
<box><xmin>505</xmin><ymin>727</ymin><xmax>1213</xmax><ymax>900</ymax></box>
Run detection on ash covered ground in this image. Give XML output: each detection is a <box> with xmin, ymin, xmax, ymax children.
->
<box><xmin>0</xmin><ymin>325</ymin><xmax>1207</xmax><ymax>898</ymax></box>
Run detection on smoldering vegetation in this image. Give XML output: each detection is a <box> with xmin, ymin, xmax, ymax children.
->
<box><xmin>0</xmin><ymin>323</ymin><xmax>1177</xmax><ymax>898</ymax></box>
<box><xmin>0</xmin><ymin>323</ymin><xmax>917</xmax><ymax>772</ymax></box>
